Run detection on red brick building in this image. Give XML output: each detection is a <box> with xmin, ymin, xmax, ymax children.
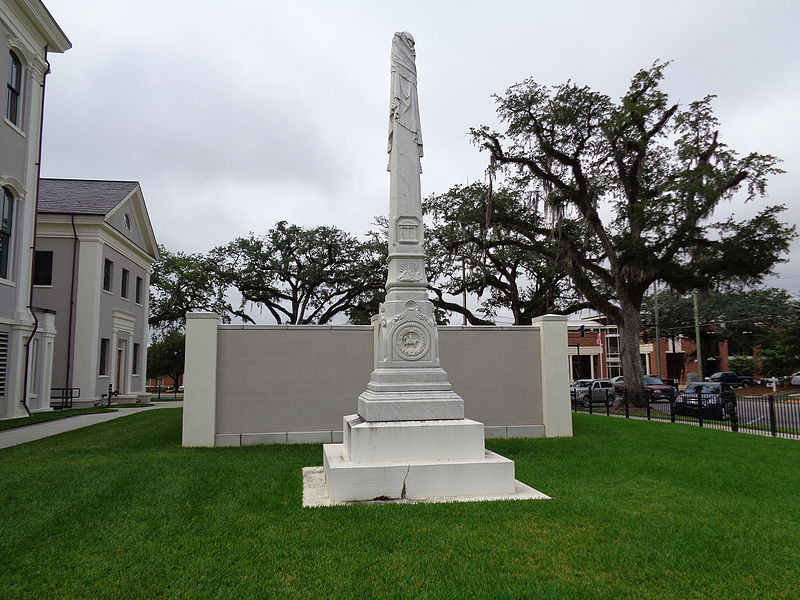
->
<box><xmin>567</xmin><ymin>318</ymin><xmax>722</xmax><ymax>382</ymax></box>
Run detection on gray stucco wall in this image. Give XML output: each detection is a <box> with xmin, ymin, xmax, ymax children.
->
<box><xmin>32</xmin><ymin>235</ymin><xmax>149</xmax><ymax>396</ymax></box>
<box><xmin>96</xmin><ymin>244</ymin><xmax>148</xmax><ymax>397</ymax></box>
<box><xmin>0</xmin><ymin>23</ymin><xmax>28</xmax><ymax>187</ymax></box>
<box><xmin>31</xmin><ymin>237</ymin><xmax>75</xmax><ymax>388</ymax></box>
<box><xmin>0</xmin><ymin>19</ymin><xmax>31</xmax><ymax>317</ymax></box>
<box><xmin>215</xmin><ymin>325</ymin><xmax>543</xmax><ymax>435</ymax></box>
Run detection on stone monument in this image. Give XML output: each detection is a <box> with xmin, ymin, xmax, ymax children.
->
<box><xmin>306</xmin><ymin>32</ymin><xmax>548</xmax><ymax>505</ymax></box>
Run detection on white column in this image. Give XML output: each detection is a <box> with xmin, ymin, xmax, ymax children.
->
<box><xmin>140</xmin><ymin>269</ymin><xmax>151</xmax><ymax>395</ymax></box>
<box><xmin>109</xmin><ymin>331</ymin><xmax>118</xmax><ymax>396</ymax></box>
<box><xmin>72</xmin><ymin>239</ymin><xmax>103</xmax><ymax>400</ymax></box>
<box><xmin>182</xmin><ymin>312</ymin><xmax>219</xmax><ymax>447</ymax></box>
<box><xmin>35</xmin><ymin>311</ymin><xmax>56</xmax><ymax>411</ymax></box>
<box><xmin>125</xmin><ymin>333</ymin><xmax>134</xmax><ymax>393</ymax></box>
<box><xmin>534</xmin><ymin>314</ymin><xmax>573</xmax><ymax>438</ymax></box>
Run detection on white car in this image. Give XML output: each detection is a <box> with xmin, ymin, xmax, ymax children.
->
<box><xmin>791</xmin><ymin>372</ymin><xmax>800</xmax><ymax>386</ymax></box>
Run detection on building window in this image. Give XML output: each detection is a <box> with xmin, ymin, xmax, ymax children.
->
<box><xmin>33</xmin><ymin>250</ymin><xmax>53</xmax><ymax>285</ymax></box>
<box><xmin>6</xmin><ymin>51</ymin><xmax>22</xmax><ymax>126</ymax></box>
<box><xmin>135</xmin><ymin>276</ymin><xmax>143</xmax><ymax>304</ymax></box>
<box><xmin>123</xmin><ymin>214</ymin><xmax>131</xmax><ymax>231</ymax></box>
<box><xmin>0</xmin><ymin>188</ymin><xmax>14</xmax><ymax>279</ymax></box>
<box><xmin>132</xmin><ymin>343</ymin><xmax>140</xmax><ymax>375</ymax></box>
<box><xmin>121</xmin><ymin>268</ymin><xmax>129</xmax><ymax>298</ymax></box>
<box><xmin>99</xmin><ymin>338</ymin><xmax>110</xmax><ymax>375</ymax></box>
<box><xmin>103</xmin><ymin>259</ymin><xmax>113</xmax><ymax>292</ymax></box>
<box><xmin>605</xmin><ymin>335</ymin><xmax>620</xmax><ymax>358</ymax></box>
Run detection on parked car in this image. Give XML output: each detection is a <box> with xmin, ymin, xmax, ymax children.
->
<box><xmin>674</xmin><ymin>382</ymin><xmax>737</xmax><ymax>420</ymax></box>
<box><xmin>706</xmin><ymin>371</ymin><xmax>752</xmax><ymax>388</ymax></box>
<box><xmin>571</xmin><ymin>379</ymin><xmax>616</xmax><ymax>407</ymax></box>
<box><xmin>612</xmin><ymin>375</ymin><xmax>675</xmax><ymax>401</ymax></box>
<box><xmin>790</xmin><ymin>372</ymin><xmax>800</xmax><ymax>386</ymax></box>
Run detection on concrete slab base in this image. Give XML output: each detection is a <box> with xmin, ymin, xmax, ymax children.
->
<box><xmin>302</xmin><ymin>466</ymin><xmax>550</xmax><ymax>507</ymax></box>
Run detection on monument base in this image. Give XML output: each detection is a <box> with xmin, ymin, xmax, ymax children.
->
<box><xmin>316</xmin><ymin>414</ymin><xmax>541</xmax><ymax>503</ymax></box>
<box><xmin>324</xmin><ymin>443</ymin><xmax>516</xmax><ymax>501</ymax></box>
<box><xmin>305</xmin><ymin>465</ymin><xmax>549</xmax><ymax>507</ymax></box>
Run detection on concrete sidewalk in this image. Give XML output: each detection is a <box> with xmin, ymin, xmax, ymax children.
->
<box><xmin>0</xmin><ymin>402</ymin><xmax>183</xmax><ymax>450</ymax></box>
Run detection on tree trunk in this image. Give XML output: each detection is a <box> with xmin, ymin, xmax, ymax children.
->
<box><xmin>618</xmin><ymin>298</ymin><xmax>647</xmax><ymax>406</ymax></box>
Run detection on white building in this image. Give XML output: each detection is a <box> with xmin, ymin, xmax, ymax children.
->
<box><xmin>33</xmin><ymin>179</ymin><xmax>159</xmax><ymax>406</ymax></box>
<box><xmin>0</xmin><ymin>0</ymin><xmax>70</xmax><ymax>418</ymax></box>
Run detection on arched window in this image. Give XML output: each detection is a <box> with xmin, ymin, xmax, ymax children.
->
<box><xmin>6</xmin><ymin>51</ymin><xmax>22</xmax><ymax>126</ymax></box>
<box><xmin>0</xmin><ymin>188</ymin><xmax>13</xmax><ymax>278</ymax></box>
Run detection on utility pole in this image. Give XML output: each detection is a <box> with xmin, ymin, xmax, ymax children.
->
<box><xmin>693</xmin><ymin>291</ymin><xmax>703</xmax><ymax>381</ymax></box>
<box><xmin>461</xmin><ymin>258</ymin><xmax>467</xmax><ymax>326</ymax></box>
<box><xmin>654</xmin><ymin>281</ymin><xmax>662</xmax><ymax>378</ymax></box>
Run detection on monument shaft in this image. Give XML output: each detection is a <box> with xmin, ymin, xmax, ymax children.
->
<box><xmin>356</xmin><ymin>32</ymin><xmax>464</xmax><ymax>422</ymax></box>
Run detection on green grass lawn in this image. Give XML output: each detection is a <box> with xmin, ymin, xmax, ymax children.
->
<box><xmin>1</xmin><ymin>410</ymin><xmax>798</xmax><ymax>600</ymax></box>
<box><xmin>0</xmin><ymin>407</ymin><xmax>116</xmax><ymax>432</ymax></box>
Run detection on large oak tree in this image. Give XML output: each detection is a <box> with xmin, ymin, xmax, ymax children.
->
<box><xmin>472</xmin><ymin>62</ymin><xmax>795</xmax><ymax>393</ymax></box>
<box><xmin>216</xmin><ymin>221</ymin><xmax>385</xmax><ymax>325</ymax></box>
<box><xmin>425</xmin><ymin>182</ymin><xmax>589</xmax><ymax>325</ymax></box>
<box><xmin>149</xmin><ymin>245</ymin><xmax>252</xmax><ymax>335</ymax></box>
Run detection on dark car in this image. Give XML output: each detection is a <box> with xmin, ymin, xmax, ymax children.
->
<box><xmin>613</xmin><ymin>375</ymin><xmax>675</xmax><ymax>401</ymax></box>
<box><xmin>674</xmin><ymin>382</ymin><xmax>737</xmax><ymax>420</ymax></box>
<box><xmin>706</xmin><ymin>371</ymin><xmax>752</xmax><ymax>388</ymax></box>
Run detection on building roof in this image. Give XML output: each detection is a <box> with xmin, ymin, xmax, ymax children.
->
<box><xmin>38</xmin><ymin>179</ymin><xmax>139</xmax><ymax>215</ymax></box>
<box><xmin>16</xmin><ymin>0</ymin><xmax>72</xmax><ymax>53</ymax></box>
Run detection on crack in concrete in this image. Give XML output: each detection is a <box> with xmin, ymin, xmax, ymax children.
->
<box><xmin>400</xmin><ymin>463</ymin><xmax>411</xmax><ymax>499</ymax></box>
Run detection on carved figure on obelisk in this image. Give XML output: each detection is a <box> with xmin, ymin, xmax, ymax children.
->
<box><xmin>388</xmin><ymin>31</ymin><xmax>423</xmax><ymax>162</ymax></box>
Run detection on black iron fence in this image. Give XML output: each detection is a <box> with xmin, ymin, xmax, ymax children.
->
<box><xmin>571</xmin><ymin>389</ymin><xmax>800</xmax><ymax>440</ymax></box>
<box><xmin>50</xmin><ymin>387</ymin><xmax>80</xmax><ymax>410</ymax></box>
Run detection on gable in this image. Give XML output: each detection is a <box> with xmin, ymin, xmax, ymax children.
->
<box><xmin>105</xmin><ymin>187</ymin><xmax>159</xmax><ymax>261</ymax></box>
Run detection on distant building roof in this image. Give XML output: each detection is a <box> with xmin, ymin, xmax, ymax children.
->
<box><xmin>38</xmin><ymin>179</ymin><xmax>139</xmax><ymax>215</ymax></box>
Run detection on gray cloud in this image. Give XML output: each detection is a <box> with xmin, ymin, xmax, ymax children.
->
<box><xmin>39</xmin><ymin>0</ymin><xmax>800</xmax><ymax>287</ymax></box>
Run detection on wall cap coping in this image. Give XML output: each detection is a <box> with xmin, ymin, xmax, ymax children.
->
<box><xmin>216</xmin><ymin>324</ymin><xmax>540</xmax><ymax>332</ymax></box>
<box><xmin>532</xmin><ymin>314</ymin><xmax>568</xmax><ymax>323</ymax></box>
<box><xmin>187</xmin><ymin>312</ymin><xmax>221</xmax><ymax>320</ymax></box>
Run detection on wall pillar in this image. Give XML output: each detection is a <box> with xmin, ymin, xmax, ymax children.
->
<box><xmin>34</xmin><ymin>311</ymin><xmax>56</xmax><ymax>411</ymax></box>
<box><xmin>534</xmin><ymin>314</ymin><xmax>572</xmax><ymax>438</ymax></box>
<box><xmin>182</xmin><ymin>312</ymin><xmax>219</xmax><ymax>447</ymax></box>
<box><xmin>72</xmin><ymin>239</ymin><xmax>103</xmax><ymax>400</ymax></box>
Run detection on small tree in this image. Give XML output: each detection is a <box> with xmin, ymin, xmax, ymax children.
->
<box><xmin>728</xmin><ymin>355</ymin><xmax>754</xmax><ymax>376</ymax></box>
<box><xmin>147</xmin><ymin>330</ymin><xmax>185</xmax><ymax>393</ymax></box>
<box><xmin>641</xmin><ymin>286</ymin><xmax>796</xmax><ymax>354</ymax></box>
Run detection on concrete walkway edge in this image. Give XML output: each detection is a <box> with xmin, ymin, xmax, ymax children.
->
<box><xmin>0</xmin><ymin>402</ymin><xmax>183</xmax><ymax>449</ymax></box>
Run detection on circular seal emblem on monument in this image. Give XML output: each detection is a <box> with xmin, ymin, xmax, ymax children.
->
<box><xmin>393</xmin><ymin>323</ymin><xmax>429</xmax><ymax>360</ymax></box>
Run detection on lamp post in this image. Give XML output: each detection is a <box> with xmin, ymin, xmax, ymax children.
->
<box><xmin>693</xmin><ymin>291</ymin><xmax>703</xmax><ymax>381</ymax></box>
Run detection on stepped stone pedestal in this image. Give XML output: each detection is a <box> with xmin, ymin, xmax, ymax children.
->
<box><xmin>322</xmin><ymin>416</ymin><xmax>516</xmax><ymax>502</ymax></box>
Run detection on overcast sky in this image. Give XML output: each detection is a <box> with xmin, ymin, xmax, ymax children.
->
<box><xmin>40</xmin><ymin>0</ymin><xmax>800</xmax><ymax>300</ymax></box>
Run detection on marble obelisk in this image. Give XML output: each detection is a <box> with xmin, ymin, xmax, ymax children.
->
<box><xmin>317</xmin><ymin>33</ymin><xmax>537</xmax><ymax>504</ymax></box>
<box><xmin>357</xmin><ymin>31</ymin><xmax>464</xmax><ymax>422</ymax></box>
